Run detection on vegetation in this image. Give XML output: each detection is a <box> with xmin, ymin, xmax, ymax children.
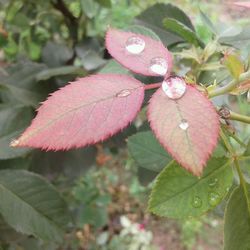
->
<box><xmin>0</xmin><ymin>0</ymin><xmax>250</xmax><ymax>249</ymax></box>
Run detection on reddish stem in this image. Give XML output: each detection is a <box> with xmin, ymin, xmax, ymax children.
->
<box><xmin>144</xmin><ymin>83</ymin><xmax>162</xmax><ymax>90</ymax></box>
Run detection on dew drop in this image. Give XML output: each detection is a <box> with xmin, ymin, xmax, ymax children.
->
<box><xmin>10</xmin><ymin>139</ymin><xmax>19</xmax><ymax>147</ymax></box>
<box><xmin>208</xmin><ymin>178</ymin><xmax>218</xmax><ymax>188</ymax></box>
<box><xmin>208</xmin><ymin>192</ymin><xmax>220</xmax><ymax>207</ymax></box>
<box><xmin>125</xmin><ymin>36</ymin><xmax>145</xmax><ymax>54</ymax></box>
<box><xmin>116</xmin><ymin>89</ymin><xmax>131</xmax><ymax>97</ymax></box>
<box><xmin>149</xmin><ymin>57</ymin><xmax>168</xmax><ymax>75</ymax></box>
<box><xmin>192</xmin><ymin>196</ymin><xmax>202</xmax><ymax>208</ymax></box>
<box><xmin>179</xmin><ymin>119</ymin><xmax>189</xmax><ymax>130</ymax></box>
<box><xmin>162</xmin><ymin>77</ymin><xmax>186</xmax><ymax>99</ymax></box>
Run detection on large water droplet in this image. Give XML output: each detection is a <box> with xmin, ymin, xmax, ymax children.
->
<box><xmin>179</xmin><ymin>119</ymin><xmax>189</xmax><ymax>130</ymax></box>
<box><xmin>116</xmin><ymin>89</ymin><xmax>131</xmax><ymax>97</ymax></box>
<box><xmin>208</xmin><ymin>178</ymin><xmax>218</xmax><ymax>188</ymax></box>
<box><xmin>150</xmin><ymin>57</ymin><xmax>168</xmax><ymax>75</ymax></box>
<box><xmin>192</xmin><ymin>196</ymin><xmax>202</xmax><ymax>208</ymax></box>
<box><xmin>162</xmin><ymin>77</ymin><xmax>186</xmax><ymax>99</ymax></box>
<box><xmin>125</xmin><ymin>36</ymin><xmax>145</xmax><ymax>54</ymax></box>
<box><xmin>10</xmin><ymin>139</ymin><xmax>19</xmax><ymax>147</ymax></box>
<box><xmin>208</xmin><ymin>192</ymin><xmax>220</xmax><ymax>206</ymax></box>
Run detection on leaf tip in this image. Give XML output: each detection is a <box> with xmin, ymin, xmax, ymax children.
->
<box><xmin>10</xmin><ymin>138</ymin><xmax>20</xmax><ymax>148</ymax></box>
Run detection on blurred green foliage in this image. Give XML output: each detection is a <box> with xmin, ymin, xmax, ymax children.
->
<box><xmin>0</xmin><ymin>0</ymin><xmax>250</xmax><ymax>249</ymax></box>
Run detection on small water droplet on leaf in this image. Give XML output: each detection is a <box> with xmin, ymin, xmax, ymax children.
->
<box><xmin>208</xmin><ymin>192</ymin><xmax>220</xmax><ymax>206</ymax></box>
<box><xmin>125</xmin><ymin>36</ymin><xmax>145</xmax><ymax>54</ymax></box>
<box><xmin>192</xmin><ymin>196</ymin><xmax>202</xmax><ymax>208</ymax></box>
<box><xmin>208</xmin><ymin>178</ymin><xmax>218</xmax><ymax>188</ymax></box>
<box><xmin>179</xmin><ymin>119</ymin><xmax>189</xmax><ymax>130</ymax></box>
<box><xmin>162</xmin><ymin>77</ymin><xmax>186</xmax><ymax>99</ymax></box>
<box><xmin>116</xmin><ymin>89</ymin><xmax>131</xmax><ymax>97</ymax></box>
<box><xmin>150</xmin><ymin>57</ymin><xmax>168</xmax><ymax>75</ymax></box>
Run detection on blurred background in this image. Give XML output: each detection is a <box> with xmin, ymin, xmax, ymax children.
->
<box><xmin>0</xmin><ymin>0</ymin><xmax>250</xmax><ymax>249</ymax></box>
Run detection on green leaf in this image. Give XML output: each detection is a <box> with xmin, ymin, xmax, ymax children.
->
<box><xmin>2</xmin><ymin>61</ymin><xmax>47</xmax><ymax>89</ymax></box>
<box><xmin>124</xmin><ymin>25</ymin><xmax>161</xmax><ymax>41</ymax></box>
<box><xmin>35</xmin><ymin>66</ymin><xmax>84</xmax><ymax>81</ymax></box>
<box><xmin>135</xmin><ymin>3</ymin><xmax>194</xmax><ymax>46</ymax></box>
<box><xmin>80</xmin><ymin>0</ymin><xmax>98</xmax><ymax>19</ymax></box>
<box><xmin>99</xmin><ymin>59</ymin><xmax>130</xmax><ymax>75</ymax></box>
<box><xmin>0</xmin><ymin>105</ymin><xmax>33</xmax><ymax>159</ymax></box>
<box><xmin>75</xmin><ymin>40</ymin><xmax>106</xmax><ymax>71</ymax></box>
<box><xmin>0</xmin><ymin>83</ymin><xmax>42</xmax><ymax>107</ymax></box>
<box><xmin>94</xmin><ymin>0</ymin><xmax>111</xmax><ymax>8</ymax></box>
<box><xmin>218</xmin><ymin>25</ymin><xmax>242</xmax><ymax>39</ymax></box>
<box><xmin>148</xmin><ymin>158</ymin><xmax>233</xmax><ymax>219</ymax></box>
<box><xmin>199</xmin><ymin>10</ymin><xmax>217</xmax><ymax>35</ymax></box>
<box><xmin>0</xmin><ymin>170</ymin><xmax>70</xmax><ymax>242</ymax></box>
<box><xmin>42</xmin><ymin>42</ymin><xmax>73</xmax><ymax>68</ymax></box>
<box><xmin>76</xmin><ymin>205</ymin><xmax>108</xmax><ymax>229</ymax></box>
<box><xmin>0</xmin><ymin>130</ymin><xmax>31</xmax><ymax>159</ymax></box>
<box><xmin>218</xmin><ymin>26</ymin><xmax>250</xmax><ymax>48</ymax></box>
<box><xmin>200</xmin><ymin>62</ymin><xmax>224</xmax><ymax>71</ymax></box>
<box><xmin>244</xmin><ymin>140</ymin><xmax>250</xmax><ymax>156</ymax></box>
<box><xmin>0</xmin><ymin>105</ymin><xmax>33</xmax><ymax>136</ymax></box>
<box><xmin>128</xmin><ymin>131</ymin><xmax>171</xmax><ymax>172</ymax></box>
<box><xmin>224</xmin><ymin>54</ymin><xmax>244</xmax><ymax>80</ymax></box>
<box><xmin>224</xmin><ymin>185</ymin><xmax>250</xmax><ymax>250</ymax></box>
<box><xmin>163</xmin><ymin>18</ymin><xmax>203</xmax><ymax>47</ymax></box>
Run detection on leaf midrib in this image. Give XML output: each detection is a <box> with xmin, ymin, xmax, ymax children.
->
<box><xmin>20</xmin><ymin>86</ymin><xmax>142</xmax><ymax>143</ymax></box>
<box><xmin>0</xmin><ymin>182</ymin><xmax>63</xmax><ymax>234</ymax></box>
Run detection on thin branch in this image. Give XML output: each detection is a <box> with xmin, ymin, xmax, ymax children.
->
<box><xmin>218</xmin><ymin>106</ymin><xmax>250</xmax><ymax>124</ymax></box>
<box><xmin>144</xmin><ymin>83</ymin><xmax>162</xmax><ymax>90</ymax></box>
<box><xmin>220</xmin><ymin>129</ymin><xmax>250</xmax><ymax>216</ymax></box>
<box><xmin>229</xmin><ymin>111</ymin><xmax>250</xmax><ymax>124</ymax></box>
<box><xmin>51</xmin><ymin>0</ymin><xmax>78</xmax><ymax>42</ymax></box>
<box><xmin>208</xmin><ymin>70</ymin><xmax>250</xmax><ymax>98</ymax></box>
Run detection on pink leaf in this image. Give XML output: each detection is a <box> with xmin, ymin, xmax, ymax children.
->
<box><xmin>233</xmin><ymin>1</ymin><xmax>250</xmax><ymax>8</ymax></box>
<box><xmin>13</xmin><ymin>74</ymin><xmax>144</xmax><ymax>150</ymax></box>
<box><xmin>148</xmin><ymin>84</ymin><xmax>219</xmax><ymax>176</ymax></box>
<box><xmin>105</xmin><ymin>28</ymin><xmax>173</xmax><ymax>77</ymax></box>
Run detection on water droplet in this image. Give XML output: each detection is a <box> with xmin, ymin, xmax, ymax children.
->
<box><xmin>208</xmin><ymin>178</ymin><xmax>218</xmax><ymax>188</ymax></box>
<box><xmin>10</xmin><ymin>139</ymin><xmax>19</xmax><ymax>147</ymax></box>
<box><xmin>162</xmin><ymin>77</ymin><xmax>186</xmax><ymax>99</ymax></box>
<box><xmin>150</xmin><ymin>57</ymin><xmax>168</xmax><ymax>75</ymax></box>
<box><xmin>192</xmin><ymin>196</ymin><xmax>202</xmax><ymax>208</ymax></box>
<box><xmin>125</xmin><ymin>36</ymin><xmax>145</xmax><ymax>54</ymax></box>
<box><xmin>179</xmin><ymin>119</ymin><xmax>189</xmax><ymax>130</ymax></box>
<box><xmin>116</xmin><ymin>89</ymin><xmax>131</xmax><ymax>97</ymax></box>
<box><xmin>208</xmin><ymin>192</ymin><xmax>220</xmax><ymax>206</ymax></box>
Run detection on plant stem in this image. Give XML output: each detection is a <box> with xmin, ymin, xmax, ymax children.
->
<box><xmin>208</xmin><ymin>70</ymin><xmax>250</xmax><ymax>98</ymax></box>
<box><xmin>229</xmin><ymin>111</ymin><xmax>250</xmax><ymax>124</ymax></box>
<box><xmin>221</xmin><ymin>125</ymin><xmax>247</xmax><ymax>148</ymax></box>
<box><xmin>51</xmin><ymin>0</ymin><xmax>78</xmax><ymax>43</ymax></box>
<box><xmin>220</xmin><ymin>129</ymin><xmax>250</xmax><ymax>215</ymax></box>
<box><xmin>233</xmin><ymin>157</ymin><xmax>250</xmax><ymax>215</ymax></box>
<box><xmin>144</xmin><ymin>83</ymin><xmax>162</xmax><ymax>90</ymax></box>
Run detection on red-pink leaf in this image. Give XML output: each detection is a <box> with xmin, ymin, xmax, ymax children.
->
<box><xmin>13</xmin><ymin>74</ymin><xmax>144</xmax><ymax>150</ymax></box>
<box><xmin>148</xmin><ymin>85</ymin><xmax>219</xmax><ymax>176</ymax></box>
<box><xmin>233</xmin><ymin>1</ymin><xmax>250</xmax><ymax>8</ymax></box>
<box><xmin>105</xmin><ymin>28</ymin><xmax>173</xmax><ymax>77</ymax></box>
